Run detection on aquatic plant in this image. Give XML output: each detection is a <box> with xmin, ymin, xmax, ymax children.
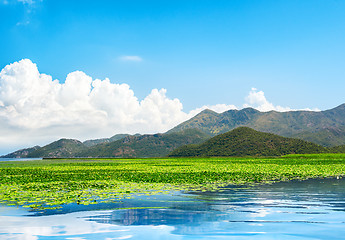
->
<box><xmin>0</xmin><ymin>154</ymin><xmax>345</xmax><ymax>210</ymax></box>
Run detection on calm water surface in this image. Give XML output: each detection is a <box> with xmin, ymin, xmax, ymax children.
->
<box><xmin>0</xmin><ymin>158</ymin><xmax>42</xmax><ymax>162</ymax></box>
<box><xmin>1</xmin><ymin>178</ymin><xmax>345</xmax><ymax>240</ymax></box>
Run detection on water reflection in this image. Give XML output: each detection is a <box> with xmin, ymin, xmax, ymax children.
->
<box><xmin>83</xmin><ymin>178</ymin><xmax>345</xmax><ymax>238</ymax></box>
<box><xmin>88</xmin><ymin>208</ymin><xmax>219</xmax><ymax>226</ymax></box>
<box><xmin>1</xmin><ymin>178</ymin><xmax>345</xmax><ymax>239</ymax></box>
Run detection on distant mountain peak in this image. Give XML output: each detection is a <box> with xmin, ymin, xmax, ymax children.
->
<box><xmin>202</xmin><ymin>108</ymin><xmax>217</xmax><ymax>113</ymax></box>
<box><xmin>233</xmin><ymin>107</ymin><xmax>259</xmax><ymax>113</ymax></box>
<box><xmin>27</xmin><ymin>138</ymin><xmax>87</xmax><ymax>158</ymax></box>
<box><xmin>83</xmin><ymin>133</ymin><xmax>131</xmax><ymax>147</ymax></box>
<box><xmin>0</xmin><ymin>146</ymin><xmax>41</xmax><ymax>158</ymax></box>
<box><xmin>196</xmin><ymin>108</ymin><xmax>219</xmax><ymax>116</ymax></box>
<box><xmin>168</xmin><ymin>103</ymin><xmax>345</xmax><ymax>143</ymax></box>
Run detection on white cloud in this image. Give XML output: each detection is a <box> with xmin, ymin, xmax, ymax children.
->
<box><xmin>242</xmin><ymin>88</ymin><xmax>320</xmax><ymax>112</ymax></box>
<box><xmin>119</xmin><ymin>56</ymin><xmax>143</xmax><ymax>62</ymax></box>
<box><xmin>0</xmin><ymin>60</ymin><xmax>321</xmax><ymax>154</ymax></box>
<box><xmin>0</xmin><ymin>59</ymin><xmax>190</xmax><ymax>153</ymax></box>
<box><xmin>243</xmin><ymin>88</ymin><xmax>291</xmax><ymax>112</ymax></box>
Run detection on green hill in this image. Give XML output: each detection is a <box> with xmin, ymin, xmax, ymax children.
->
<box><xmin>168</xmin><ymin>104</ymin><xmax>345</xmax><ymax>146</ymax></box>
<box><xmin>329</xmin><ymin>144</ymin><xmax>345</xmax><ymax>153</ymax></box>
<box><xmin>27</xmin><ymin>139</ymin><xmax>88</xmax><ymax>158</ymax></box>
<box><xmin>0</xmin><ymin>146</ymin><xmax>41</xmax><ymax>158</ymax></box>
<box><xmin>169</xmin><ymin>127</ymin><xmax>328</xmax><ymax>157</ymax></box>
<box><xmin>78</xmin><ymin>128</ymin><xmax>210</xmax><ymax>158</ymax></box>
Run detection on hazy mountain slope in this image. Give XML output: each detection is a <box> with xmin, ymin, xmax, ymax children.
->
<box><xmin>169</xmin><ymin>109</ymin><xmax>227</xmax><ymax>136</ymax></box>
<box><xmin>27</xmin><ymin>139</ymin><xmax>88</xmax><ymax>158</ymax></box>
<box><xmin>78</xmin><ymin>129</ymin><xmax>210</xmax><ymax>158</ymax></box>
<box><xmin>292</xmin><ymin>127</ymin><xmax>345</xmax><ymax>147</ymax></box>
<box><xmin>83</xmin><ymin>134</ymin><xmax>132</xmax><ymax>147</ymax></box>
<box><xmin>168</xmin><ymin>104</ymin><xmax>345</xmax><ymax>144</ymax></box>
<box><xmin>0</xmin><ymin>146</ymin><xmax>41</xmax><ymax>158</ymax></box>
<box><xmin>169</xmin><ymin>127</ymin><xmax>328</xmax><ymax>157</ymax></box>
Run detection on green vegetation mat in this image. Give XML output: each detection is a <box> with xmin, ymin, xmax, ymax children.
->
<box><xmin>1</xmin><ymin>154</ymin><xmax>345</xmax><ymax>210</ymax></box>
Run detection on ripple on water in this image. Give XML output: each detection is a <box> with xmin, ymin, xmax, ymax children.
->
<box><xmin>1</xmin><ymin>178</ymin><xmax>345</xmax><ymax>239</ymax></box>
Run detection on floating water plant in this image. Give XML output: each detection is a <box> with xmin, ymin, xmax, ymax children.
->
<box><xmin>0</xmin><ymin>154</ymin><xmax>345</xmax><ymax>210</ymax></box>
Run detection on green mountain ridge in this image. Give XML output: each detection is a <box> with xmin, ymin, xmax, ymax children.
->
<box><xmin>27</xmin><ymin>139</ymin><xmax>88</xmax><ymax>158</ymax></box>
<box><xmin>3</xmin><ymin>104</ymin><xmax>345</xmax><ymax>158</ymax></box>
<box><xmin>169</xmin><ymin>127</ymin><xmax>328</xmax><ymax>157</ymax></box>
<box><xmin>11</xmin><ymin>129</ymin><xmax>210</xmax><ymax>158</ymax></box>
<box><xmin>77</xmin><ymin>128</ymin><xmax>210</xmax><ymax>158</ymax></box>
<box><xmin>168</xmin><ymin>104</ymin><xmax>345</xmax><ymax>146</ymax></box>
<box><xmin>83</xmin><ymin>134</ymin><xmax>139</xmax><ymax>147</ymax></box>
<box><xmin>0</xmin><ymin>146</ymin><xmax>41</xmax><ymax>158</ymax></box>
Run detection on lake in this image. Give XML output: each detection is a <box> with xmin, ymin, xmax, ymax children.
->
<box><xmin>0</xmin><ymin>158</ymin><xmax>42</xmax><ymax>162</ymax></box>
<box><xmin>1</xmin><ymin>177</ymin><xmax>345</xmax><ymax>239</ymax></box>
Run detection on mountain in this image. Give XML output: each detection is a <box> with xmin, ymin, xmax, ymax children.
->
<box><xmin>169</xmin><ymin>127</ymin><xmax>328</xmax><ymax>157</ymax></box>
<box><xmin>27</xmin><ymin>139</ymin><xmax>88</xmax><ymax>158</ymax></box>
<box><xmin>5</xmin><ymin>104</ymin><xmax>345</xmax><ymax>158</ymax></box>
<box><xmin>19</xmin><ymin>129</ymin><xmax>210</xmax><ymax>158</ymax></box>
<box><xmin>77</xmin><ymin>128</ymin><xmax>210</xmax><ymax>158</ymax></box>
<box><xmin>83</xmin><ymin>134</ymin><xmax>135</xmax><ymax>147</ymax></box>
<box><xmin>292</xmin><ymin>127</ymin><xmax>345</xmax><ymax>147</ymax></box>
<box><xmin>0</xmin><ymin>146</ymin><xmax>41</xmax><ymax>158</ymax></box>
<box><xmin>167</xmin><ymin>104</ymin><xmax>345</xmax><ymax>146</ymax></box>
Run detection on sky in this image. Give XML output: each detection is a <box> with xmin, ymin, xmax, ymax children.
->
<box><xmin>0</xmin><ymin>0</ymin><xmax>345</xmax><ymax>154</ymax></box>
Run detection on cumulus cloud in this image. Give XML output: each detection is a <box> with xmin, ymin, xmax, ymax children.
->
<box><xmin>243</xmin><ymin>88</ymin><xmax>320</xmax><ymax>112</ymax></box>
<box><xmin>0</xmin><ymin>59</ymin><xmax>320</xmax><ymax>154</ymax></box>
<box><xmin>119</xmin><ymin>56</ymin><xmax>143</xmax><ymax>62</ymax></box>
<box><xmin>0</xmin><ymin>59</ymin><xmax>189</xmax><ymax>152</ymax></box>
<box><xmin>243</xmin><ymin>88</ymin><xmax>292</xmax><ymax>112</ymax></box>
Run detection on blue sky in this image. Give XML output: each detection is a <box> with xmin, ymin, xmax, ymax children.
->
<box><xmin>0</xmin><ymin>0</ymin><xmax>345</xmax><ymax>153</ymax></box>
<box><xmin>1</xmin><ymin>0</ymin><xmax>345</xmax><ymax>110</ymax></box>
